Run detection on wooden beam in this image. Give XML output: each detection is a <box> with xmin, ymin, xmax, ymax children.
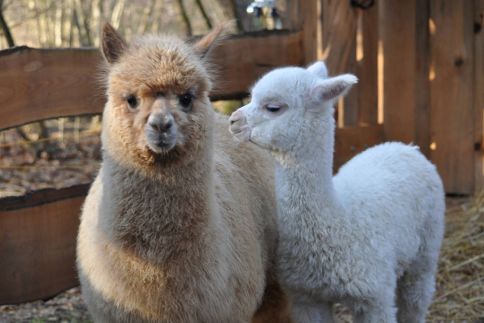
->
<box><xmin>0</xmin><ymin>184</ymin><xmax>89</xmax><ymax>211</ymax></box>
<box><xmin>429</xmin><ymin>0</ymin><xmax>475</xmax><ymax>194</ymax></box>
<box><xmin>210</xmin><ymin>31</ymin><xmax>303</xmax><ymax>99</ymax></box>
<box><xmin>0</xmin><ymin>31</ymin><xmax>303</xmax><ymax>130</ymax></box>
<box><xmin>0</xmin><ymin>46</ymin><xmax>104</xmax><ymax>130</ymax></box>
<box><xmin>0</xmin><ymin>196</ymin><xmax>83</xmax><ymax>304</ymax></box>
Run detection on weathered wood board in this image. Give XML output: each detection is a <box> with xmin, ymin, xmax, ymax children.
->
<box><xmin>430</xmin><ymin>0</ymin><xmax>475</xmax><ymax>194</ymax></box>
<box><xmin>0</xmin><ymin>186</ymin><xmax>87</xmax><ymax>304</ymax></box>
<box><xmin>0</xmin><ymin>31</ymin><xmax>303</xmax><ymax>130</ymax></box>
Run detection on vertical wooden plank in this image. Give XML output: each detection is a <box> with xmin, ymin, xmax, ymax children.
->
<box><xmin>284</xmin><ymin>0</ymin><xmax>318</xmax><ymax>64</ymax></box>
<box><xmin>380</xmin><ymin>0</ymin><xmax>430</xmax><ymax>150</ymax></box>
<box><xmin>300</xmin><ymin>0</ymin><xmax>319</xmax><ymax>63</ymax></box>
<box><xmin>320</xmin><ymin>0</ymin><xmax>358</xmax><ymax>127</ymax></box>
<box><xmin>344</xmin><ymin>29</ymin><xmax>358</xmax><ymax>127</ymax></box>
<box><xmin>474</xmin><ymin>0</ymin><xmax>484</xmax><ymax>192</ymax></box>
<box><xmin>320</xmin><ymin>0</ymin><xmax>357</xmax><ymax>74</ymax></box>
<box><xmin>357</xmin><ymin>3</ymin><xmax>378</xmax><ymax>126</ymax></box>
<box><xmin>415</xmin><ymin>0</ymin><xmax>431</xmax><ymax>157</ymax></box>
<box><xmin>430</xmin><ymin>0</ymin><xmax>475</xmax><ymax>194</ymax></box>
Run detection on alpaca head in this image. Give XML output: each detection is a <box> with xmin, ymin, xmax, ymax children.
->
<box><xmin>100</xmin><ymin>23</ymin><xmax>223</xmax><ymax>169</ymax></box>
<box><xmin>229</xmin><ymin>61</ymin><xmax>357</xmax><ymax>154</ymax></box>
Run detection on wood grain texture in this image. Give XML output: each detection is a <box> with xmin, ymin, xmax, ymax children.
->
<box><xmin>0</xmin><ymin>31</ymin><xmax>303</xmax><ymax>130</ymax></box>
<box><xmin>430</xmin><ymin>0</ymin><xmax>475</xmax><ymax>194</ymax></box>
<box><xmin>334</xmin><ymin>124</ymin><xmax>384</xmax><ymax>171</ymax></box>
<box><xmin>474</xmin><ymin>0</ymin><xmax>484</xmax><ymax>192</ymax></box>
<box><xmin>210</xmin><ymin>31</ymin><xmax>304</xmax><ymax>100</ymax></box>
<box><xmin>320</xmin><ymin>0</ymin><xmax>358</xmax><ymax>127</ymax></box>
<box><xmin>299</xmin><ymin>0</ymin><xmax>319</xmax><ymax>63</ymax></box>
<box><xmin>0</xmin><ymin>184</ymin><xmax>89</xmax><ymax>211</ymax></box>
<box><xmin>0</xmin><ymin>47</ymin><xmax>104</xmax><ymax>130</ymax></box>
<box><xmin>381</xmin><ymin>0</ymin><xmax>430</xmax><ymax>148</ymax></box>
<box><xmin>0</xmin><ymin>196</ymin><xmax>83</xmax><ymax>304</ymax></box>
<box><xmin>357</xmin><ymin>4</ymin><xmax>378</xmax><ymax>126</ymax></box>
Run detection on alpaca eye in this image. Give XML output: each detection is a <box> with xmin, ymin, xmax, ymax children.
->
<box><xmin>265</xmin><ymin>104</ymin><xmax>281</xmax><ymax>113</ymax></box>
<box><xmin>126</xmin><ymin>95</ymin><xmax>139</xmax><ymax>109</ymax></box>
<box><xmin>178</xmin><ymin>93</ymin><xmax>193</xmax><ymax>110</ymax></box>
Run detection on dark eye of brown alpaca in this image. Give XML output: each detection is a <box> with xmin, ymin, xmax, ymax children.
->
<box><xmin>178</xmin><ymin>93</ymin><xmax>193</xmax><ymax>111</ymax></box>
<box><xmin>126</xmin><ymin>94</ymin><xmax>139</xmax><ymax>110</ymax></box>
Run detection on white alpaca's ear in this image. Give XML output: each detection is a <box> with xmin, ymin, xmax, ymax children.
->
<box><xmin>311</xmin><ymin>74</ymin><xmax>358</xmax><ymax>103</ymax></box>
<box><xmin>307</xmin><ymin>61</ymin><xmax>328</xmax><ymax>79</ymax></box>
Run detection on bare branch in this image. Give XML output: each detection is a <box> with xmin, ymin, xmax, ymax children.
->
<box><xmin>176</xmin><ymin>0</ymin><xmax>192</xmax><ymax>36</ymax></box>
<box><xmin>194</xmin><ymin>0</ymin><xmax>212</xmax><ymax>29</ymax></box>
<box><xmin>0</xmin><ymin>0</ymin><xmax>15</xmax><ymax>46</ymax></box>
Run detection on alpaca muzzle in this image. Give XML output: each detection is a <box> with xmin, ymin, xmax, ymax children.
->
<box><xmin>229</xmin><ymin>109</ymin><xmax>251</xmax><ymax>142</ymax></box>
<box><xmin>145</xmin><ymin>112</ymin><xmax>177</xmax><ymax>153</ymax></box>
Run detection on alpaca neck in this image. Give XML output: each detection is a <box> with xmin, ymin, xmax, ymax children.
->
<box><xmin>274</xmin><ymin>113</ymin><xmax>344</xmax><ymax>225</ymax></box>
<box><xmin>101</xmin><ymin>146</ymin><xmax>216</xmax><ymax>262</ymax></box>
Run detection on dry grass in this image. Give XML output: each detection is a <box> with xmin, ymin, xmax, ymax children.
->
<box><xmin>333</xmin><ymin>194</ymin><xmax>484</xmax><ymax>322</ymax></box>
<box><xmin>428</xmin><ymin>193</ymin><xmax>484</xmax><ymax>322</ymax></box>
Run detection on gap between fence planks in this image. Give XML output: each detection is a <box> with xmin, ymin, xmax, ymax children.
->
<box><xmin>0</xmin><ymin>31</ymin><xmax>303</xmax><ymax>130</ymax></box>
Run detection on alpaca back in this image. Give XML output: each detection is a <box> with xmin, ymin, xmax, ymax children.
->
<box><xmin>333</xmin><ymin>142</ymin><xmax>445</xmax><ymax>269</ymax></box>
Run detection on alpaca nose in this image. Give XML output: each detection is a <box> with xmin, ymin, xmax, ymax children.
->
<box><xmin>229</xmin><ymin>109</ymin><xmax>245</xmax><ymax>125</ymax></box>
<box><xmin>149</xmin><ymin>114</ymin><xmax>174</xmax><ymax>133</ymax></box>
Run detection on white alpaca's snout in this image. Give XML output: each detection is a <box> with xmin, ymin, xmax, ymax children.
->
<box><xmin>229</xmin><ymin>108</ymin><xmax>251</xmax><ymax>142</ymax></box>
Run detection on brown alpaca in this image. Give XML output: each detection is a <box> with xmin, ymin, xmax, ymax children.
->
<box><xmin>76</xmin><ymin>24</ymin><xmax>291</xmax><ymax>323</ymax></box>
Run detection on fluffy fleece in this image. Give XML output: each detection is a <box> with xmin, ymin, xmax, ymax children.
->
<box><xmin>76</xmin><ymin>23</ymin><xmax>291</xmax><ymax>323</ymax></box>
<box><xmin>229</xmin><ymin>61</ymin><xmax>445</xmax><ymax>323</ymax></box>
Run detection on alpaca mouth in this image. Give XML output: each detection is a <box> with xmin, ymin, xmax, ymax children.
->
<box><xmin>229</xmin><ymin>125</ymin><xmax>251</xmax><ymax>142</ymax></box>
<box><xmin>146</xmin><ymin>138</ymin><xmax>176</xmax><ymax>154</ymax></box>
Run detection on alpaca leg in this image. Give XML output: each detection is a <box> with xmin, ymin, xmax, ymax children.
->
<box><xmin>397</xmin><ymin>217</ymin><xmax>441</xmax><ymax>323</ymax></box>
<box><xmin>396</xmin><ymin>271</ymin><xmax>436</xmax><ymax>323</ymax></box>
<box><xmin>318</xmin><ymin>302</ymin><xmax>335</xmax><ymax>323</ymax></box>
<box><xmin>291</xmin><ymin>302</ymin><xmax>331</xmax><ymax>323</ymax></box>
<box><xmin>352</xmin><ymin>299</ymin><xmax>397</xmax><ymax>323</ymax></box>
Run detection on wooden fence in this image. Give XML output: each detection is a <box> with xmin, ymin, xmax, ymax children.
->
<box><xmin>0</xmin><ymin>0</ymin><xmax>482</xmax><ymax>304</ymax></box>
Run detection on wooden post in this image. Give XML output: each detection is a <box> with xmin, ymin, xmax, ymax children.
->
<box><xmin>357</xmin><ymin>3</ymin><xmax>378</xmax><ymax>126</ymax></box>
<box><xmin>299</xmin><ymin>0</ymin><xmax>319</xmax><ymax>64</ymax></box>
<box><xmin>380</xmin><ymin>0</ymin><xmax>430</xmax><ymax>153</ymax></box>
<box><xmin>320</xmin><ymin>0</ymin><xmax>358</xmax><ymax>127</ymax></box>
<box><xmin>474</xmin><ymin>0</ymin><xmax>484</xmax><ymax>192</ymax></box>
<box><xmin>429</xmin><ymin>0</ymin><xmax>476</xmax><ymax>194</ymax></box>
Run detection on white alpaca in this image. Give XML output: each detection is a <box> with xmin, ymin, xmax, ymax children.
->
<box><xmin>229</xmin><ymin>62</ymin><xmax>445</xmax><ymax>323</ymax></box>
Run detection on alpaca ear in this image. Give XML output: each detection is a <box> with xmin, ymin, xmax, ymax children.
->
<box><xmin>194</xmin><ymin>25</ymin><xmax>225</xmax><ymax>58</ymax></box>
<box><xmin>307</xmin><ymin>61</ymin><xmax>328</xmax><ymax>79</ymax></box>
<box><xmin>101</xmin><ymin>23</ymin><xmax>127</xmax><ymax>64</ymax></box>
<box><xmin>311</xmin><ymin>74</ymin><xmax>358</xmax><ymax>103</ymax></box>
